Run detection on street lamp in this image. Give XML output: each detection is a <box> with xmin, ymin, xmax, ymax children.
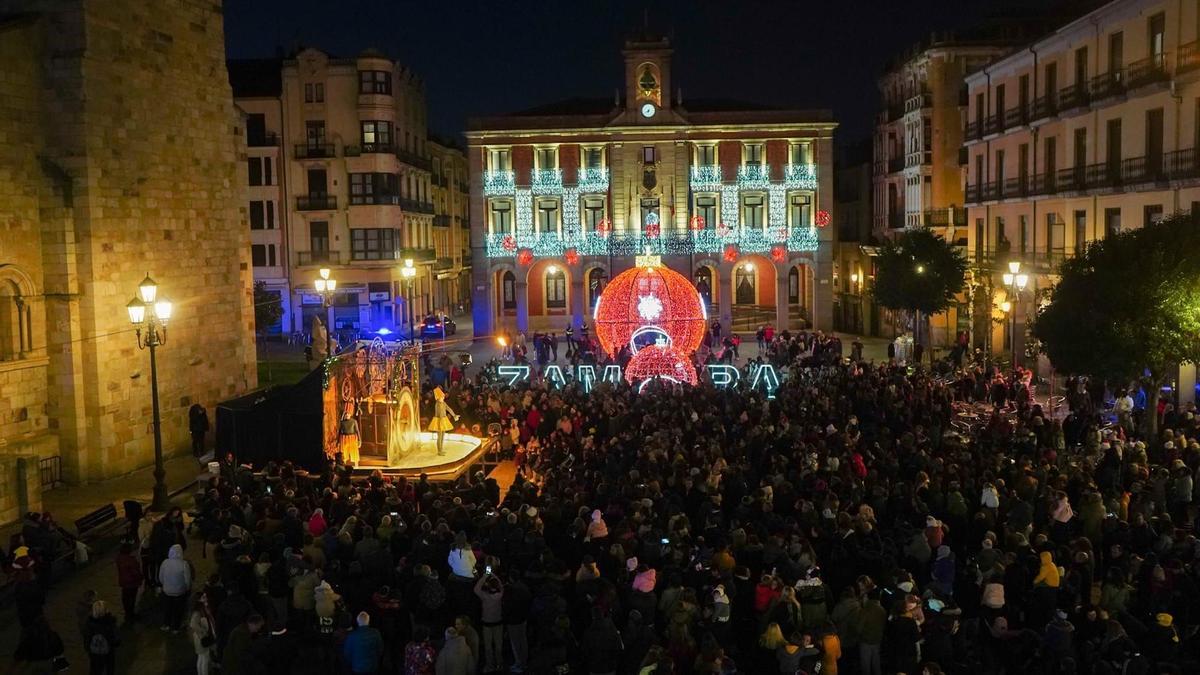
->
<box><xmin>314</xmin><ymin>267</ymin><xmax>337</xmax><ymax>357</ymax></box>
<box><xmin>401</xmin><ymin>258</ymin><xmax>417</xmax><ymax>340</ymax></box>
<box><xmin>1001</xmin><ymin>262</ymin><xmax>1030</xmax><ymax>368</ymax></box>
<box><xmin>126</xmin><ymin>274</ymin><xmax>173</xmax><ymax>512</ymax></box>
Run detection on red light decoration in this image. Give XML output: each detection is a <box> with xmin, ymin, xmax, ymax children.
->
<box><xmin>624</xmin><ymin>344</ymin><xmax>698</xmax><ymax>387</ymax></box>
<box><xmin>596</xmin><ymin>218</ymin><xmax>611</xmax><ymax>236</ymax></box>
<box><xmin>501</xmin><ymin>234</ymin><xmax>517</xmax><ymax>252</ymax></box>
<box><xmin>517</xmin><ymin>249</ymin><xmax>533</xmax><ymax>266</ymax></box>
<box><xmin>593</xmin><ymin>259</ymin><xmax>707</xmax><ymax>376</ymax></box>
<box><xmin>645</xmin><ymin>222</ymin><xmax>661</xmax><ymax>238</ymax></box>
<box><xmin>771</xmin><ymin>245</ymin><xmax>787</xmax><ymax>263</ymax></box>
<box><xmin>723</xmin><ymin>245</ymin><xmax>739</xmax><ymax>262</ymax></box>
<box><xmin>815</xmin><ymin>210</ymin><xmax>832</xmax><ymax>227</ymax></box>
<box><xmin>688</xmin><ymin>215</ymin><xmax>706</xmax><ymax>231</ymax></box>
<box><xmin>565</xmin><ymin>248</ymin><xmax>580</xmax><ymax>266</ymax></box>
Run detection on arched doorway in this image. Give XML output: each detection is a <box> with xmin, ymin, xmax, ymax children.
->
<box><xmin>734</xmin><ymin>264</ymin><xmax>756</xmax><ymax>305</ymax></box>
<box><xmin>586</xmin><ymin>267</ymin><xmax>607</xmax><ymax>316</ymax></box>
<box><xmin>694</xmin><ymin>266</ymin><xmax>715</xmax><ymax>308</ymax></box>
<box><xmin>729</xmin><ymin>255</ymin><xmax>776</xmax><ymax>332</ymax></box>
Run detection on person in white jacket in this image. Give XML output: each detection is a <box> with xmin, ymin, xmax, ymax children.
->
<box><xmin>158</xmin><ymin>544</ymin><xmax>192</xmax><ymax>631</ymax></box>
<box><xmin>189</xmin><ymin>592</ymin><xmax>217</xmax><ymax>675</ymax></box>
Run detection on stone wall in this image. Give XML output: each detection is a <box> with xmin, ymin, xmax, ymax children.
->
<box><xmin>0</xmin><ymin>0</ymin><xmax>257</xmax><ymax>485</ymax></box>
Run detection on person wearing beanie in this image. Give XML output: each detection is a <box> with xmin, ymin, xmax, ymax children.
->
<box><xmin>342</xmin><ymin>612</ymin><xmax>383</xmax><ymax>675</ymax></box>
<box><xmin>586</xmin><ymin>509</ymin><xmax>609</xmax><ymax>542</ymax></box>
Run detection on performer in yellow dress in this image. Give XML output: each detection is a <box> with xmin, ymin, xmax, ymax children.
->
<box><xmin>428</xmin><ymin>387</ymin><xmax>459</xmax><ymax>455</ymax></box>
<box><xmin>338</xmin><ymin>409</ymin><xmax>360</xmax><ymax>465</ymax></box>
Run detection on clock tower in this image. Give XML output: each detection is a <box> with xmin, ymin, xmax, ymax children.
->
<box><xmin>623</xmin><ymin>36</ymin><xmax>672</xmax><ymax>123</ymax></box>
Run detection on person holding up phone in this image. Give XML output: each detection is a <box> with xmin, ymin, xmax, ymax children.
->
<box><xmin>474</xmin><ymin>570</ymin><xmax>505</xmax><ymax>673</ymax></box>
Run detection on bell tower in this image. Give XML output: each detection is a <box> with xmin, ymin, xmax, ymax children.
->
<box><xmin>623</xmin><ymin>35</ymin><xmax>672</xmax><ymax>123</ymax></box>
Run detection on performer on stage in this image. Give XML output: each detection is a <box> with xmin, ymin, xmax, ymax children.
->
<box><xmin>339</xmin><ymin>407</ymin><xmax>360</xmax><ymax>465</ymax></box>
<box><xmin>428</xmin><ymin>387</ymin><xmax>459</xmax><ymax>456</ymax></box>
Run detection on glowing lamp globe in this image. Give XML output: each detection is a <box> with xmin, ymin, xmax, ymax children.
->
<box><xmin>625</xmin><ymin>344</ymin><xmax>698</xmax><ymax>387</ymax></box>
<box><xmin>593</xmin><ymin>255</ymin><xmax>708</xmax><ymax>360</ymax></box>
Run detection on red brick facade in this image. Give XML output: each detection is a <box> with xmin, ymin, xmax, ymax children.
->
<box><xmin>560</xmin><ymin>144</ymin><xmax>579</xmax><ymax>184</ymax></box>
<box><xmin>512</xmin><ymin>145</ymin><xmax>533</xmax><ymax>186</ymax></box>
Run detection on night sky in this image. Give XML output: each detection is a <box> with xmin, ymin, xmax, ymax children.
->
<box><xmin>223</xmin><ymin>0</ymin><xmax>1062</xmax><ymax>150</ymax></box>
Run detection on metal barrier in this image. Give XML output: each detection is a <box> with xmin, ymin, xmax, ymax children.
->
<box><xmin>39</xmin><ymin>456</ymin><xmax>63</xmax><ymax>490</ymax></box>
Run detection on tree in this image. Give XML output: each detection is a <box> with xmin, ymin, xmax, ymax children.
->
<box><xmin>1033</xmin><ymin>213</ymin><xmax>1200</xmax><ymax>436</ymax></box>
<box><xmin>874</xmin><ymin>228</ymin><xmax>967</xmax><ymax>354</ymax></box>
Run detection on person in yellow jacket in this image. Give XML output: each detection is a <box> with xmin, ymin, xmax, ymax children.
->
<box><xmin>1031</xmin><ymin>550</ymin><xmax>1061</xmax><ymax>628</ymax></box>
<box><xmin>820</xmin><ymin>620</ymin><xmax>842</xmax><ymax>675</ymax></box>
<box><xmin>428</xmin><ymin>387</ymin><xmax>459</xmax><ymax>456</ymax></box>
<box><xmin>1034</xmin><ymin>550</ymin><xmax>1061</xmax><ymax>587</ymax></box>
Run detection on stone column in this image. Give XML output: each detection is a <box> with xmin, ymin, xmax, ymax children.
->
<box><xmin>515</xmin><ymin>280</ymin><xmax>529</xmax><ymax>334</ymax></box>
<box><xmin>775</xmin><ymin>267</ymin><xmax>789</xmax><ymax>332</ymax></box>
<box><xmin>718</xmin><ymin>263</ymin><xmax>733</xmax><ymax>335</ymax></box>
<box><xmin>570</xmin><ymin>272</ymin><xmax>585</xmax><ymax>329</ymax></box>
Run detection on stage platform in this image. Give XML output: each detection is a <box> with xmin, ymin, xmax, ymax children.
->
<box><xmin>354</xmin><ymin>432</ymin><xmax>495</xmax><ymax>482</ymax></box>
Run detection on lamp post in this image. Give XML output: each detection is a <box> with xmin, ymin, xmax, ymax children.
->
<box><xmin>314</xmin><ymin>268</ymin><xmax>337</xmax><ymax>357</ymax></box>
<box><xmin>1001</xmin><ymin>261</ymin><xmax>1029</xmax><ymax>369</ymax></box>
<box><xmin>126</xmin><ymin>274</ymin><xmax>173</xmax><ymax>512</ymax></box>
<box><xmin>401</xmin><ymin>258</ymin><xmax>417</xmax><ymax>340</ymax></box>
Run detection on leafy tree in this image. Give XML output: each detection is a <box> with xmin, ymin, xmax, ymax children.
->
<box><xmin>874</xmin><ymin>228</ymin><xmax>967</xmax><ymax>352</ymax></box>
<box><xmin>253</xmin><ymin>281</ymin><xmax>283</xmax><ymax>335</ymax></box>
<box><xmin>1033</xmin><ymin>213</ymin><xmax>1200</xmax><ymax>435</ymax></box>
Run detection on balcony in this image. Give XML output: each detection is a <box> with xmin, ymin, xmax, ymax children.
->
<box><xmin>924</xmin><ymin>207</ymin><xmax>966</xmax><ymax>227</ymax></box>
<box><xmin>1181</xmin><ymin>42</ymin><xmax>1200</xmax><ymax>74</ymax></box>
<box><xmin>905</xmin><ymin>91</ymin><xmax>932</xmax><ymax>113</ymax></box>
<box><xmin>297</xmin><ymin>194</ymin><xmax>337</xmax><ymax>210</ymax></box>
<box><xmin>1030</xmin><ymin>95</ymin><xmax>1056</xmax><ymax>121</ymax></box>
<box><xmin>980</xmin><ymin>181</ymin><xmax>999</xmax><ymax>201</ymax></box>
<box><xmin>297</xmin><ymin>250</ymin><xmax>340</xmax><ymax>266</ymax></box>
<box><xmin>887</xmin><ymin>212</ymin><xmax>904</xmax><ymax>229</ymax></box>
<box><xmin>531</xmin><ymin>168</ymin><xmax>563</xmax><ymax>194</ymax></box>
<box><xmin>577</xmin><ymin>167</ymin><xmax>610</xmax><ymax>193</ymax></box>
<box><xmin>483</xmin><ymin>170</ymin><xmax>515</xmax><ymax>195</ymax></box>
<box><xmin>983</xmin><ymin>114</ymin><xmax>1002</xmax><ymax>136</ymax></box>
<box><xmin>348</xmin><ymin>193</ymin><xmax>399</xmax><ymax>206</ymax></box>
<box><xmin>736</xmin><ymin>164</ymin><xmax>772</xmax><ymax>189</ymax></box>
<box><xmin>401</xmin><ymin>199</ymin><xmax>435</xmax><ymax>214</ymax></box>
<box><xmin>906</xmin><ymin>150</ymin><xmax>931</xmax><ymax>168</ymax></box>
<box><xmin>248</xmin><ymin>132</ymin><xmax>279</xmax><ymax>148</ymax></box>
<box><xmin>1003</xmin><ymin>106</ymin><xmax>1027</xmax><ymax>130</ymax></box>
<box><xmin>1126</xmin><ymin>52</ymin><xmax>1169</xmax><ymax>88</ymax></box>
<box><xmin>1001</xmin><ymin>176</ymin><xmax>1029</xmax><ymax>199</ymax></box>
<box><xmin>483</xmin><ymin>225</ymin><xmax>819</xmax><ymax>259</ymax></box>
<box><xmin>396</xmin><ymin>148</ymin><xmax>433</xmax><ymax>171</ymax></box>
<box><xmin>1166</xmin><ymin>148</ymin><xmax>1199</xmax><ymax>180</ymax></box>
<box><xmin>1056</xmin><ymin>166</ymin><xmax>1087</xmax><ymax>192</ymax></box>
<box><xmin>784</xmin><ymin>163</ymin><xmax>818</xmax><ymax>189</ymax></box>
<box><xmin>1058</xmin><ymin>83</ymin><xmax>1089</xmax><ymax>110</ymax></box>
<box><xmin>965</xmin><ymin>120</ymin><xmax>982</xmax><ymax>141</ymax></box>
<box><xmin>887</xmin><ymin>156</ymin><xmax>904</xmax><ymax>173</ymax></box>
<box><xmin>1089</xmin><ymin>71</ymin><xmax>1124</xmax><ymax>100</ymax></box>
<box><xmin>344</xmin><ymin>142</ymin><xmax>396</xmax><ymax>156</ymax></box>
<box><xmin>294</xmin><ymin>143</ymin><xmax>336</xmax><ymax>159</ymax></box>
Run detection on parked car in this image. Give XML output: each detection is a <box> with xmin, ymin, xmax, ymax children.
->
<box><xmin>420</xmin><ymin>314</ymin><xmax>456</xmax><ymax>338</ymax></box>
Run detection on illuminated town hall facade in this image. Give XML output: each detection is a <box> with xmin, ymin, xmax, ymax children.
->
<box><xmin>468</xmin><ymin>37</ymin><xmax>837</xmax><ymax>336</ymax></box>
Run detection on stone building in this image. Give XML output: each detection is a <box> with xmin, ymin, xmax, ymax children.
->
<box><xmin>468</xmin><ymin>36</ymin><xmax>837</xmax><ymax>337</ymax></box>
<box><xmin>0</xmin><ymin>0</ymin><xmax>257</xmax><ymax>519</ymax></box>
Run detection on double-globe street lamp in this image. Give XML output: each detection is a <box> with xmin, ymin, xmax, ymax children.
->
<box><xmin>401</xmin><ymin>258</ymin><xmax>417</xmax><ymax>340</ymax></box>
<box><xmin>126</xmin><ymin>275</ymin><xmax>174</xmax><ymax>512</ymax></box>
<box><xmin>314</xmin><ymin>267</ymin><xmax>338</xmax><ymax>357</ymax></box>
<box><xmin>1001</xmin><ymin>261</ymin><xmax>1030</xmax><ymax>368</ymax></box>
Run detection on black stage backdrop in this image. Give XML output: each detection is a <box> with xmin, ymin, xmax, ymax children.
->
<box><xmin>215</xmin><ymin>367</ymin><xmax>326</xmax><ymax>471</ymax></box>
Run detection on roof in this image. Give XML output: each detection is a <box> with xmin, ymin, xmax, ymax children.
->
<box><xmin>678</xmin><ymin>98</ymin><xmax>783</xmax><ymax>113</ymax></box>
<box><xmin>508</xmin><ymin>97</ymin><xmax>619</xmax><ymax>117</ymax></box>
<box><xmin>228</xmin><ymin>58</ymin><xmax>283</xmax><ymax>98</ymax></box>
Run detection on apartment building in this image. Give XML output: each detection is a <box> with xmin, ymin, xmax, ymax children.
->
<box><xmin>429</xmin><ymin>138</ymin><xmax>471</xmax><ymax>314</ymax></box>
<box><xmin>467</xmin><ymin>36</ymin><xmax>837</xmax><ymax>337</ymax></box>
<box><xmin>230</xmin><ymin>48</ymin><xmax>438</xmax><ymax>340</ymax></box>
<box><xmin>874</xmin><ymin>35</ymin><xmax>1017</xmax><ymax>347</ymax></box>
<box><xmin>964</xmin><ymin>0</ymin><xmax>1200</xmax><ymax>363</ymax></box>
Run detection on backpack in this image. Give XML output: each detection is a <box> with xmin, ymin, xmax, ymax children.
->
<box><xmin>89</xmin><ymin>633</ymin><xmax>110</xmax><ymax>656</ymax></box>
<box><xmin>419</xmin><ymin>579</ymin><xmax>445</xmax><ymax>610</ymax></box>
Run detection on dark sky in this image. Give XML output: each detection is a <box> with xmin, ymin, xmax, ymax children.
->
<box><xmin>223</xmin><ymin>0</ymin><xmax>1058</xmax><ymax>150</ymax></box>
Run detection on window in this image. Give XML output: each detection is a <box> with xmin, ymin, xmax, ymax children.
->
<box><xmin>584</xmin><ymin>147</ymin><xmax>603</xmax><ymax>169</ymax></box>
<box><xmin>251</xmin><ymin>244</ymin><xmax>266</xmax><ymax>267</ymax></box>
<box><xmin>1075</xmin><ymin>46</ymin><xmax>1089</xmax><ymax>84</ymax></box>
<box><xmin>349</xmin><ymin>173</ymin><xmax>399</xmax><ymax>204</ymax></box>
<box><xmin>1074</xmin><ymin>210</ymin><xmax>1087</xmax><ymax>255</ymax></box>
<box><xmin>266</xmin><ymin>201</ymin><xmax>274</xmax><ymax>229</ymax></box>
<box><xmin>545</xmin><ymin>268</ymin><xmax>566</xmax><ymax>309</ymax></box>
<box><xmin>696</xmin><ymin>144</ymin><xmax>716</xmax><ymax>165</ymax></box>
<box><xmin>537</xmin><ymin>199</ymin><xmax>558</xmax><ymax>233</ymax></box>
<box><xmin>583</xmin><ymin>197</ymin><xmax>606</xmax><ymax>230</ymax></box>
<box><xmin>742</xmin><ymin>195</ymin><xmax>764</xmax><ymax>228</ymax></box>
<box><xmin>502</xmin><ymin>271</ymin><xmax>516</xmax><ymax>310</ymax></box>
<box><xmin>248</xmin><ymin>157</ymin><xmax>263</xmax><ymax>186</ymax></box>
<box><xmin>1109</xmin><ymin>32</ymin><xmax>1124</xmax><ymax>74</ymax></box>
<box><xmin>640</xmin><ymin>199</ymin><xmax>660</xmax><ymax>230</ymax></box>
<box><xmin>246</xmin><ymin>113</ymin><xmax>267</xmax><ymax>145</ymax></box>
<box><xmin>975</xmin><ymin>218</ymin><xmax>986</xmax><ymax>257</ymax></box>
<box><xmin>351</xmin><ymin>228</ymin><xmax>399</xmax><ymax>260</ymax></box>
<box><xmin>1047</xmin><ymin>214</ymin><xmax>1064</xmax><ymax>254</ymax></box>
<box><xmin>250</xmin><ymin>201</ymin><xmax>265</xmax><ymax>230</ymax></box>
<box><xmin>359</xmin><ymin>70</ymin><xmax>391</xmax><ymax>95</ymax></box>
<box><xmin>305</xmin><ymin>121</ymin><xmax>326</xmax><ymax>147</ymax></box>
<box><xmin>310</xmin><ymin>221</ymin><xmax>330</xmax><ymax>259</ymax></box>
<box><xmin>696</xmin><ymin>195</ymin><xmax>717</xmax><ymax>229</ymax></box>
<box><xmin>789</xmin><ymin>194</ymin><xmax>811</xmax><ymax>227</ymax></box>
<box><xmin>1019</xmin><ymin>216</ymin><xmax>1029</xmax><ymax>254</ymax></box>
<box><xmin>995</xmin><ymin>216</ymin><xmax>1007</xmax><ymax>251</ymax></box>
<box><xmin>1144</xmin><ymin>204</ymin><xmax>1163</xmax><ymax>227</ymax></box>
<box><xmin>744</xmin><ymin>143</ymin><xmax>764</xmax><ymax>165</ymax></box>
<box><xmin>588</xmin><ymin>268</ymin><xmax>607</xmax><ymax>308</ymax></box>
<box><xmin>489</xmin><ymin>200</ymin><xmax>511</xmax><ymax>233</ymax></box>
<box><xmin>264</xmin><ymin>157</ymin><xmax>273</xmax><ymax>186</ymax></box>
<box><xmin>304</xmin><ymin>82</ymin><xmax>325</xmax><ymax>103</ymax></box>
<box><xmin>537</xmin><ymin>148</ymin><xmax>556</xmax><ymax>169</ymax></box>
<box><xmin>789</xmin><ymin>143</ymin><xmax>810</xmax><ymax>165</ymax></box>
<box><xmin>1104</xmin><ymin>208</ymin><xmax>1121</xmax><ymax>238</ymax></box>
<box><xmin>638</xmin><ymin>146</ymin><xmax>656</xmax><ymax>164</ymax></box>
<box><xmin>1149</xmin><ymin>13</ymin><xmax>1165</xmax><ymax>57</ymax></box>
<box><xmin>360</xmin><ymin>121</ymin><xmax>393</xmax><ymax>148</ymax></box>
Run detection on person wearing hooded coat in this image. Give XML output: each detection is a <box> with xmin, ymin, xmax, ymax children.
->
<box><xmin>159</xmin><ymin>543</ymin><xmax>193</xmax><ymax>631</ymax></box>
<box><xmin>436</xmin><ymin>626</ymin><xmax>474</xmax><ymax>675</ymax></box>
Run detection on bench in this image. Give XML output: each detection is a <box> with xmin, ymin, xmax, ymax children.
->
<box><xmin>75</xmin><ymin>503</ymin><xmax>119</xmax><ymax>541</ymax></box>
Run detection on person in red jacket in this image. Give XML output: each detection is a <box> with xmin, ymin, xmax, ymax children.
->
<box><xmin>115</xmin><ymin>542</ymin><xmax>143</xmax><ymax>624</ymax></box>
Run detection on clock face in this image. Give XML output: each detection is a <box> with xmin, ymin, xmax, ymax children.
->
<box><xmin>641</xmin><ymin>103</ymin><xmax>657</xmax><ymax>118</ymax></box>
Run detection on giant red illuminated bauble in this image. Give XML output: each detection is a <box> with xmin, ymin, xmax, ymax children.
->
<box><xmin>593</xmin><ymin>259</ymin><xmax>708</xmax><ymax>359</ymax></box>
<box><xmin>624</xmin><ymin>344</ymin><xmax>698</xmax><ymax>386</ymax></box>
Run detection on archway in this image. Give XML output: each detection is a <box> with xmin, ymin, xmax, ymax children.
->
<box><xmin>729</xmin><ymin>254</ymin><xmax>776</xmax><ymax>333</ymax></box>
<box><xmin>585</xmin><ymin>265</ymin><xmax>608</xmax><ymax>319</ymax></box>
<box><xmin>693</xmin><ymin>264</ymin><xmax>717</xmax><ymax>311</ymax></box>
<box><xmin>787</xmin><ymin>261</ymin><xmax>815</xmax><ymax>328</ymax></box>
<box><xmin>526</xmin><ymin>259</ymin><xmax>571</xmax><ymax>327</ymax></box>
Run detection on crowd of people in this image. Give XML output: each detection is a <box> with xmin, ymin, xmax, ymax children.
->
<box><xmin>7</xmin><ymin>327</ymin><xmax>1200</xmax><ymax>675</ymax></box>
